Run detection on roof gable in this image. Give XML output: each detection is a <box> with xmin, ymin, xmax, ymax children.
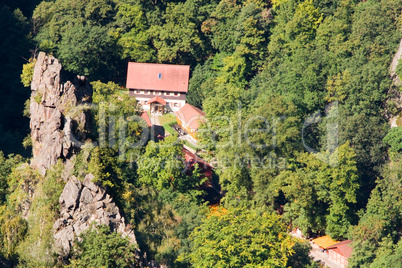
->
<box><xmin>126</xmin><ymin>62</ymin><xmax>190</xmax><ymax>93</ymax></box>
<box><xmin>175</xmin><ymin>104</ymin><xmax>206</xmax><ymax>130</ymax></box>
<box><xmin>327</xmin><ymin>240</ymin><xmax>353</xmax><ymax>259</ymax></box>
<box><xmin>148</xmin><ymin>96</ymin><xmax>167</xmax><ymax>105</ymax></box>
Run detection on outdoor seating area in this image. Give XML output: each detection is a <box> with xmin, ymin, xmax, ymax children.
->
<box><xmin>172</xmin><ymin>123</ymin><xmax>187</xmax><ymax>136</ymax></box>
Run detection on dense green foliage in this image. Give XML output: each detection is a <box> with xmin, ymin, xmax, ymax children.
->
<box><xmin>68</xmin><ymin>224</ymin><xmax>137</xmax><ymax>268</ymax></box>
<box><xmin>3</xmin><ymin>0</ymin><xmax>402</xmax><ymax>267</ymax></box>
<box><xmin>180</xmin><ymin>206</ymin><xmax>315</xmax><ymax>268</ymax></box>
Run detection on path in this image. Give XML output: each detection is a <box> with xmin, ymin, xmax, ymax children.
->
<box><xmin>387</xmin><ymin>38</ymin><xmax>402</xmax><ymax>128</ymax></box>
<box><xmin>390</xmin><ymin>38</ymin><xmax>402</xmax><ymax>77</ymax></box>
<box><xmin>149</xmin><ymin>112</ymin><xmax>161</xmax><ymax>126</ymax></box>
<box><xmin>149</xmin><ymin>112</ymin><xmax>165</xmax><ymax>139</ymax></box>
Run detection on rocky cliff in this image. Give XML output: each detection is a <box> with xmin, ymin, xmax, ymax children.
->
<box><xmin>54</xmin><ymin>174</ymin><xmax>137</xmax><ymax>257</ymax></box>
<box><xmin>387</xmin><ymin>38</ymin><xmax>402</xmax><ymax>126</ymax></box>
<box><xmin>30</xmin><ymin>52</ymin><xmax>93</xmax><ymax>175</ymax></box>
<box><xmin>29</xmin><ymin>52</ymin><xmax>140</xmax><ymax>263</ymax></box>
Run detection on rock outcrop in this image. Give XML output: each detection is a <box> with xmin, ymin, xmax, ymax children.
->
<box><xmin>29</xmin><ymin>52</ymin><xmax>141</xmax><ymax>264</ymax></box>
<box><xmin>387</xmin><ymin>38</ymin><xmax>402</xmax><ymax>127</ymax></box>
<box><xmin>30</xmin><ymin>52</ymin><xmax>92</xmax><ymax>175</ymax></box>
<box><xmin>54</xmin><ymin>174</ymin><xmax>137</xmax><ymax>257</ymax></box>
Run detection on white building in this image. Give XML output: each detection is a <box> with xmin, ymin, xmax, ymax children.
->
<box><xmin>126</xmin><ymin>62</ymin><xmax>190</xmax><ymax>112</ymax></box>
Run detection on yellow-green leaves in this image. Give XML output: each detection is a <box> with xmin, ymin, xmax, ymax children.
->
<box><xmin>181</xmin><ymin>207</ymin><xmax>297</xmax><ymax>268</ymax></box>
<box><xmin>20</xmin><ymin>59</ymin><xmax>36</xmax><ymax>88</ymax></box>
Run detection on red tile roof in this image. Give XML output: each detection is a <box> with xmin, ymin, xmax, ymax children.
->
<box><xmin>148</xmin><ymin>96</ymin><xmax>167</xmax><ymax>105</ymax></box>
<box><xmin>175</xmin><ymin>104</ymin><xmax>206</xmax><ymax>130</ymax></box>
<box><xmin>327</xmin><ymin>240</ymin><xmax>353</xmax><ymax>259</ymax></box>
<box><xmin>140</xmin><ymin>112</ymin><xmax>152</xmax><ymax>128</ymax></box>
<box><xmin>126</xmin><ymin>62</ymin><xmax>190</xmax><ymax>93</ymax></box>
<box><xmin>183</xmin><ymin>148</ymin><xmax>213</xmax><ymax>170</ymax></box>
<box><xmin>183</xmin><ymin>148</ymin><xmax>213</xmax><ymax>179</ymax></box>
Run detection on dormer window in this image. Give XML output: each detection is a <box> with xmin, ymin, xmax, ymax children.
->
<box><xmin>158</xmin><ymin>73</ymin><xmax>162</xmax><ymax>79</ymax></box>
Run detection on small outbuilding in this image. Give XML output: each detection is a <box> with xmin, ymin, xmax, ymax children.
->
<box><xmin>327</xmin><ymin>240</ymin><xmax>353</xmax><ymax>268</ymax></box>
<box><xmin>175</xmin><ymin>104</ymin><xmax>206</xmax><ymax>141</ymax></box>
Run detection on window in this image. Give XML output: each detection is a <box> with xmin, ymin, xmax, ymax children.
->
<box><xmin>136</xmin><ymin>90</ymin><xmax>140</xmax><ymax>94</ymax></box>
<box><xmin>145</xmin><ymin>101</ymin><xmax>148</xmax><ymax>105</ymax></box>
<box><xmin>166</xmin><ymin>92</ymin><xmax>170</xmax><ymax>96</ymax></box>
<box><xmin>145</xmin><ymin>90</ymin><xmax>150</xmax><ymax>94</ymax></box>
<box><xmin>174</xmin><ymin>103</ymin><xmax>178</xmax><ymax>107</ymax></box>
<box><xmin>174</xmin><ymin>92</ymin><xmax>178</xmax><ymax>96</ymax></box>
<box><xmin>158</xmin><ymin>73</ymin><xmax>162</xmax><ymax>79</ymax></box>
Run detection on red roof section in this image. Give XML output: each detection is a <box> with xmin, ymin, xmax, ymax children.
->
<box><xmin>126</xmin><ymin>62</ymin><xmax>190</xmax><ymax>93</ymax></box>
<box><xmin>183</xmin><ymin>148</ymin><xmax>213</xmax><ymax>179</ymax></box>
<box><xmin>148</xmin><ymin>96</ymin><xmax>167</xmax><ymax>105</ymax></box>
<box><xmin>140</xmin><ymin>112</ymin><xmax>152</xmax><ymax>128</ymax></box>
<box><xmin>175</xmin><ymin>104</ymin><xmax>206</xmax><ymax>130</ymax></box>
<box><xmin>327</xmin><ymin>240</ymin><xmax>353</xmax><ymax>259</ymax></box>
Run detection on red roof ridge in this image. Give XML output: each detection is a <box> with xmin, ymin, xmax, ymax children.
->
<box><xmin>326</xmin><ymin>240</ymin><xmax>352</xmax><ymax>249</ymax></box>
<box><xmin>127</xmin><ymin>62</ymin><xmax>190</xmax><ymax>68</ymax></box>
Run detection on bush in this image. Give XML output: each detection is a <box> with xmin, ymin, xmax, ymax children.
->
<box><xmin>16</xmin><ymin>162</ymin><xmax>65</xmax><ymax>267</ymax></box>
<box><xmin>20</xmin><ymin>59</ymin><xmax>36</xmax><ymax>88</ymax></box>
<box><xmin>68</xmin><ymin>224</ymin><xmax>137</xmax><ymax>268</ymax></box>
<box><xmin>383</xmin><ymin>127</ymin><xmax>402</xmax><ymax>152</ymax></box>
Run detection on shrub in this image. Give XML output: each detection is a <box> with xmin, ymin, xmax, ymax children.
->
<box><xmin>20</xmin><ymin>59</ymin><xmax>36</xmax><ymax>88</ymax></box>
<box><xmin>68</xmin><ymin>224</ymin><xmax>137</xmax><ymax>268</ymax></box>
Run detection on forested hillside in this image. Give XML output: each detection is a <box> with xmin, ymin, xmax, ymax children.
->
<box><xmin>1</xmin><ymin>0</ymin><xmax>402</xmax><ymax>267</ymax></box>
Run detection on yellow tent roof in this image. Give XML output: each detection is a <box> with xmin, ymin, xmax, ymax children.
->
<box><xmin>312</xmin><ymin>235</ymin><xmax>339</xmax><ymax>249</ymax></box>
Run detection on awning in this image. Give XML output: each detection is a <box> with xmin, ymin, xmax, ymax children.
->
<box><xmin>312</xmin><ymin>235</ymin><xmax>339</xmax><ymax>249</ymax></box>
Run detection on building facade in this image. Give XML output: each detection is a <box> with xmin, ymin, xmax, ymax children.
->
<box><xmin>126</xmin><ymin>62</ymin><xmax>190</xmax><ymax>112</ymax></box>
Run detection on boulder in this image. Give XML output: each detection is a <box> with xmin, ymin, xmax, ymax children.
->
<box><xmin>79</xmin><ymin>187</ymin><xmax>93</xmax><ymax>205</ymax></box>
<box><xmin>59</xmin><ymin>176</ymin><xmax>81</xmax><ymax>211</ymax></box>
<box><xmin>54</xmin><ymin>174</ymin><xmax>138</xmax><ymax>258</ymax></box>
<box><xmin>83</xmin><ymin>173</ymin><xmax>98</xmax><ymax>192</ymax></box>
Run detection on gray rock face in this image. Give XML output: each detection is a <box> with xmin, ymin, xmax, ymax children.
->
<box><xmin>54</xmin><ymin>174</ymin><xmax>137</xmax><ymax>256</ymax></box>
<box><xmin>28</xmin><ymin>52</ymin><xmax>143</xmax><ymax>266</ymax></box>
<box><xmin>30</xmin><ymin>52</ymin><xmax>92</xmax><ymax>175</ymax></box>
<box><xmin>59</xmin><ymin>176</ymin><xmax>81</xmax><ymax>211</ymax></box>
